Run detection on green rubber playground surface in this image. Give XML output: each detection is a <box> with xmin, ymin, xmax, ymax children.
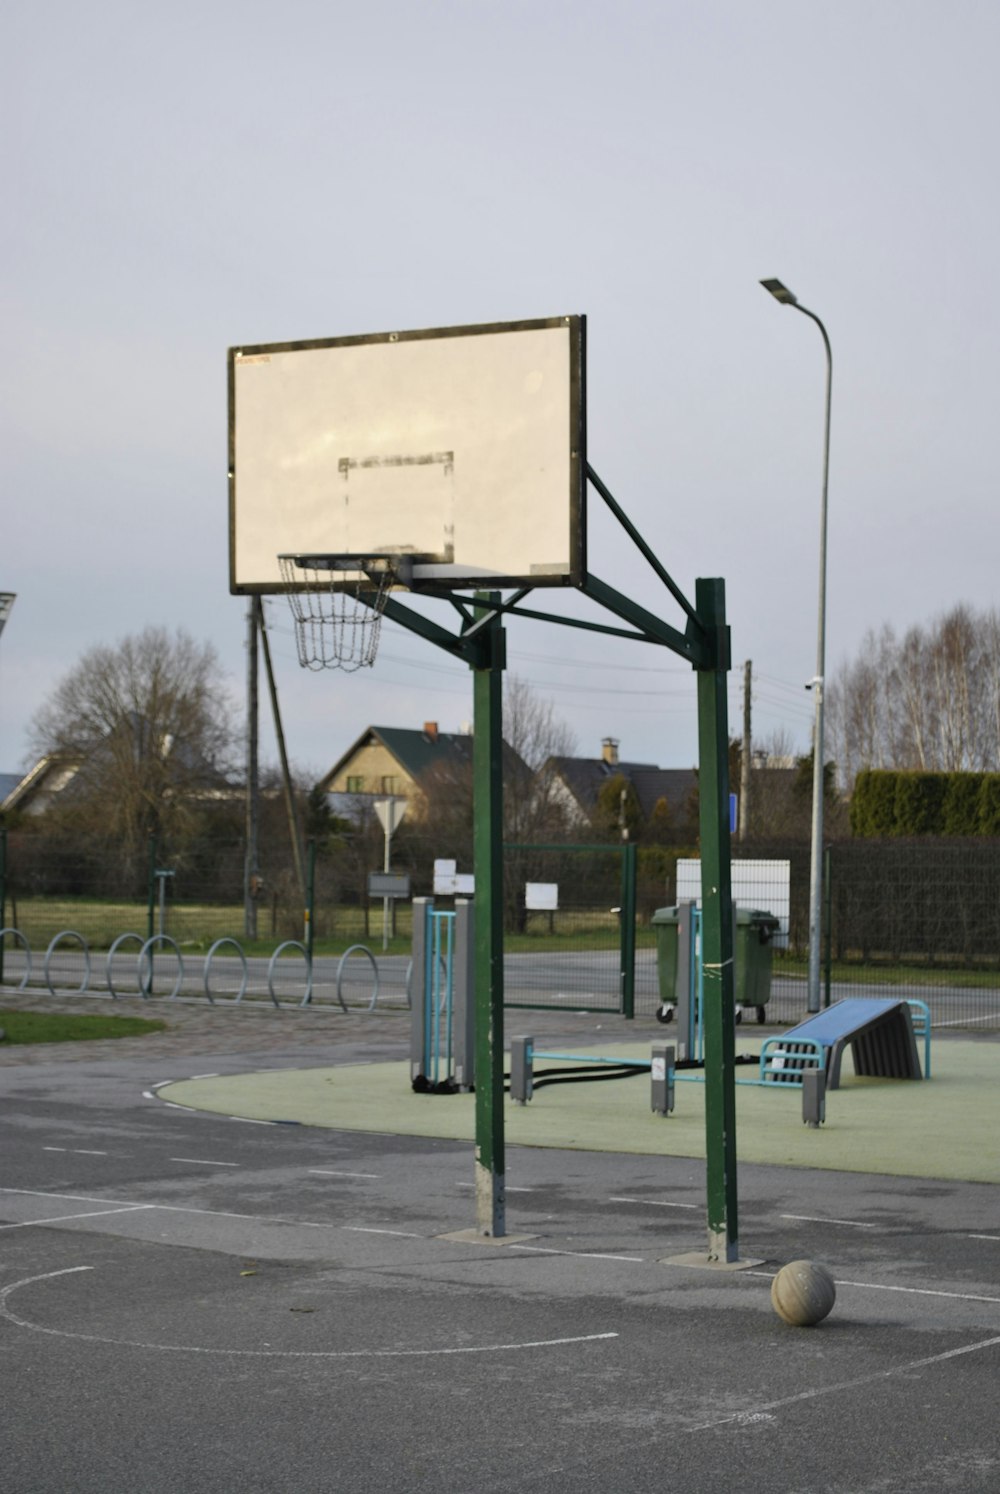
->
<box><xmin>161</xmin><ymin>1038</ymin><xmax>999</xmax><ymax>1184</ymax></box>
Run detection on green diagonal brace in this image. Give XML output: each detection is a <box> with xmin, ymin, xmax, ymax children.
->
<box><xmin>583</xmin><ymin>575</ymin><xmax>709</xmax><ymax>665</ymax></box>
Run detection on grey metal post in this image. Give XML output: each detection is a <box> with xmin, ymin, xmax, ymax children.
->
<box><xmin>760</xmin><ymin>278</ymin><xmax>832</xmax><ymax>1013</ymax></box>
<box><xmin>410</xmin><ymin>896</ymin><xmax>431</xmax><ymax>1082</ymax></box>
<box><xmin>452</xmin><ymin>898</ymin><xmax>476</xmax><ymax>1090</ymax></box>
<box><xmin>739</xmin><ymin>659</ymin><xmax>751</xmax><ymax>842</ymax></box>
<box><xmin>651</xmin><ymin>1043</ymin><xmax>675</xmax><ymax>1115</ymax></box>
<box><xmin>802</xmin><ymin>1067</ymin><xmax>826</xmax><ymax>1127</ymax></box>
<box><xmin>509</xmin><ymin>1036</ymin><xmax>533</xmax><ymax>1104</ymax></box>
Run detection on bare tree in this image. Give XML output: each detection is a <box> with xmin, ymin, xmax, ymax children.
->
<box><xmin>415</xmin><ymin>677</ymin><xmax>578</xmax><ymax>850</ymax></box>
<box><xmin>826</xmin><ymin>606</ymin><xmax>1000</xmax><ymax>789</ymax></box>
<box><xmin>30</xmin><ymin>627</ymin><xmax>237</xmax><ymax>873</ymax></box>
<box><xmin>502</xmin><ymin>675</ymin><xmax>578</xmax><ymax>842</ymax></box>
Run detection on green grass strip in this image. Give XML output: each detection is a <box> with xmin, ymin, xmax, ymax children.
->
<box><xmin>0</xmin><ymin>1010</ymin><xmax>167</xmax><ymax>1045</ymax></box>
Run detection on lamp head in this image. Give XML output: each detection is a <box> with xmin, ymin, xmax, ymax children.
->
<box><xmin>760</xmin><ymin>277</ymin><xmax>798</xmax><ymax>306</ymax></box>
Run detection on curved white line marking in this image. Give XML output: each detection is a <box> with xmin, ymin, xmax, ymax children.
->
<box><xmin>0</xmin><ymin>1267</ymin><xmax>618</xmax><ymax>1360</ymax></box>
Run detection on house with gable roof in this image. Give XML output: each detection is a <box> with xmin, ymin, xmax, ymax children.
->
<box><xmin>319</xmin><ymin>721</ymin><xmax>528</xmax><ymax>821</ymax></box>
<box><xmin>540</xmin><ymin>737</ymin><xmax>698</xmax><ymax>838</ymax></box>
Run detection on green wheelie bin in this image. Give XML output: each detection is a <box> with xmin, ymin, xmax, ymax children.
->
<box><xmin>652</xmin><ymin>904</ymin><xmax>779</xmax><ymax>1024</ymax></box>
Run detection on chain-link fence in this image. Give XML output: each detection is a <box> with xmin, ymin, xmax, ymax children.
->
<box><xmin>2</xmin><ymin>826</ymin><xmax>998</xmax><ymax>1029</ymax></box>
<box><xmin>722</xmin><ymin>840</ymin><xmax>1000</xmax><ymax>1030</ymax></box>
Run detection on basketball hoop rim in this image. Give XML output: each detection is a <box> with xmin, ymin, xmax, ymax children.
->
<box><xmin>278</xmin><ymin>552</ymin><xmax>417</xmax><ymax>574</ymax></box>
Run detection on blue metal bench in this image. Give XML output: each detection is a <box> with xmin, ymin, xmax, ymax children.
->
<box><xmin>761</xmin><ymin>997</ymin><xmax>930</xmax><ymax>1091</ymax></box>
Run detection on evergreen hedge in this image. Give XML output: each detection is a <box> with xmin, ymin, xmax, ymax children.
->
<box><xmin>851</xmin><ymin>770</ymin><xmax>1000</xmax><ymax>837</ymax></box>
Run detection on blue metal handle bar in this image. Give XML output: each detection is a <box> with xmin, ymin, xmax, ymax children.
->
<box><xmin>759</xmin><ymin>1036</ymin><xmax>824</xmax><ymax>1085</ymax></box>
<box><xmin>425</xmin><ymin>907</ymin><xmax>456</xmax><ymax>1084</ymax></box>
<box><xmin>530</xmin><ymin>1050</ymin><xmax>650</xmax><ymax>1068</ymax></box>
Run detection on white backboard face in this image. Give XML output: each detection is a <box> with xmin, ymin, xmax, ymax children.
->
<box><xmin>229</xmin><ymin>316</ymin><xmax>586</xmax><ymax>594</ymax></box>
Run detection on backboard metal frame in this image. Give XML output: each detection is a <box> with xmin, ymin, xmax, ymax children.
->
<box><xmin>229</xmin><ymin>315</ymin><xmax>586</xmax><ymax>597</ymax></box>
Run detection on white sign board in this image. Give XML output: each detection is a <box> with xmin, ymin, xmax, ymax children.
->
<box><xmin>367</xmin><ymin>872</ymin><xmax>411</xmax><ymax>898</ymax></box>
<box><xmin>676</xmin><ymin>859</ymin><xmax>791</xmax><ymax>948</ymax></box>
<box><xmin>525</xmin><ymin>882</ymin><xmax>559</xmax><ymax>911</ymax></box>
<box><xmin>455</xmin><ymin>874</ymin><xmax>475</xmax><ymax>896</ymax></box>
<box><xmin>433</xmin><ymin>859</ymin><xmax>457</xmax><ymax>894</ymax></box>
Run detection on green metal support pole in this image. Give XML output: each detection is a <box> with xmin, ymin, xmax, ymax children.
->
<box><xmin>620</xmin><ymin>842</ymin><xmax>637</xmax><ymax>1019</ymax></box>
<box><xmin>472</xmin><ymin>594</ymin><xmax>506</xmax><ymax>1236</ymax></box>
<box><xmin>695</xmin><ymin>578</ymin><xmax>739</xmax><ymax>1263</ymax></box>
<box><xmin>306</xmin><ymin>838</ymin><xmax>316</xmax><ymax>963</ymax></box>
<box><xmin>146</xmin><ymin>835</ymin><xmax>158</xmax><ymax>944</ymax></box>
<box><xmin>145</xmin><ymin>835</ymin><xmax>158</xmax><ymax>997</ymax></box>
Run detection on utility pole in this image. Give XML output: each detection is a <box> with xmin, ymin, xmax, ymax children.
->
<box><xmin>740</xmin><ymin>659</ymin><xmax>752</xmax><ymax>842</ymax></box>
<box><xmin>259</xmin><ymin>604</ymin><xmax>308</xmax><ymax>908</ymax></box>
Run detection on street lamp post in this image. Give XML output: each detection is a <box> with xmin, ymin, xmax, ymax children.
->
<box><xmin>760</xmin><ymin>278</ymin><xmax>832</xmax><ymax>1014</ymax></box>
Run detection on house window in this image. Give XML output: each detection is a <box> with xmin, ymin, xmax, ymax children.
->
<box><xmin>381</xmin><ymin>775</ymin><xmax>400</xmax><ymax>794</ymax></box>
<box><xmin>346</xmin><ymin>775</ymin><xmax>364</xmax><ymax>793</ymax></box>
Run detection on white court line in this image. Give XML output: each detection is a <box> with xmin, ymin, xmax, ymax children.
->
<box><xmin>309</xmin><ymin>1170</ymin><xmax>380</xmax><ymax>1180</ymax></box>
<box><xmin>42</xmin><ymin>1148</ymin><xmax>109</xmax><ymax>1157</ymax></box>
<box><xmin>781</xmin><ymin>1213</ymin><xmax>876</xmax><ymax>1229</ymax></box>
<box><xmin>0</xmin><ymin>1189</ymin><xmax>334</xmax><ymax>1231</ymax></box>
<box><xmin>969</xmin><ymin>1234</ymin><xmax>1000</xmax><ymax>1242</ymax></box>
<box><xmin>688</xmin><ymin>1332</ymin><xmax>1000</xmax><ymax>1432</ymax></box>
<box><xmin>0</xmin><ymin>1205</ymin><xmax>154</xmax><ymax>1231</ymax></box>
<box><xmin>834</xmin><ymin>1277</ymin><xmax>1000</xmax><ymax>1306</ymax></box>
<box><xmin>169</xmin><ymin>1158</ymin><xmax>240</xmax><ymax>1167</ymax></box>
<box><xmin>456</xmin><ymin>1182</ymin><xmax>532</xmax><ymax>1193</ymax></box>
<box><xmin>7</xmin><ymin>1186</ymin><xmax>992</xmax><ymax>1295</ymax></box>
<box><xmin>610</xmin><ymin>1197</ymin><xmax>698</xmax><ymax>1210</ymax></box>
<box><xmin>511</xmin><ymin>1245</ymin><xmax>644</xmax><ymax>1263</ymax></box>
<box><xmin>190</xmin><ymin>1074</ymin><xmax>219</xmax><ymax>1080</ymax></box>
<box><xmin>2</xmin><ymin>1188</ymin><xmax>126</xmax><ymax>1205</ymax></box>
<box><xmin>344</xmin><ymin>1226</ymin><xmax>424</xmax><ymax>1239</ymax></box>
<box><xmin>748</xmin><ymin>1270</ymin><xmax>1000</xmax><ymax>1306</ymax></box>
<box><xmin>0</xmin><ymin>1267</ymin><xmax>619</xmax><ymax>1359</ymax></box>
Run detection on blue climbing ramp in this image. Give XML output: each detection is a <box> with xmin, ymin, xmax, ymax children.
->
<box><xmin>761</xmin><ymin>997</ymin><xmax>926</xmax><ymax>1091</ymax></box>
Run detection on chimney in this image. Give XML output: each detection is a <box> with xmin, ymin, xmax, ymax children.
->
<box><xmin>424</xmin><ymin>721</ymin><xmax>438</xmax><ymax>742</ymax></box>
<box><xmin>601</xmin><ymin>737</ymin><xmax>619</xmax><ymax>766</ymax></box>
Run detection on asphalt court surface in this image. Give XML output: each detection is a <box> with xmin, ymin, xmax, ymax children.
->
<box><xmin>1</xmin><ymin>995</ymin><xmax>998</xmax><ymax>1491</ymax></box>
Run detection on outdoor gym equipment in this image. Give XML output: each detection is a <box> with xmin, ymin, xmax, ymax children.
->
<box><xmin>410</xmin><ymin>897</ymin><xmax>475</xmax><ymax>1092</ymax></box>
<box><xmin>508</xmin><ymin>1035</ymin><xmax>677</xmax><ymax>1116</ymax></box>
<box><xmin>760</xmin><ymin>997</ymin><xmax>930</xmax><ymax>1091</ymax></box>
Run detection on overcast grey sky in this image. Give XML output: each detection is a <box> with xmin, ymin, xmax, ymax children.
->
<box><xmin>4</xmin><ymin>0</ymin><xmax>998</xmax><ymax>781</ymax></box>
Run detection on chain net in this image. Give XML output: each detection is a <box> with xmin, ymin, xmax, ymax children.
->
<box><xmin>277</xmin><ymin>556</ymin><xmax>393</xmax><ymax>670</ymax></box>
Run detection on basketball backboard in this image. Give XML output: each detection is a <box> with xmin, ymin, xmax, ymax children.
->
<box><xmin>228</xmin><ymin>315</ymin><xmax>586</xmax><ymax>594</ymax></box>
